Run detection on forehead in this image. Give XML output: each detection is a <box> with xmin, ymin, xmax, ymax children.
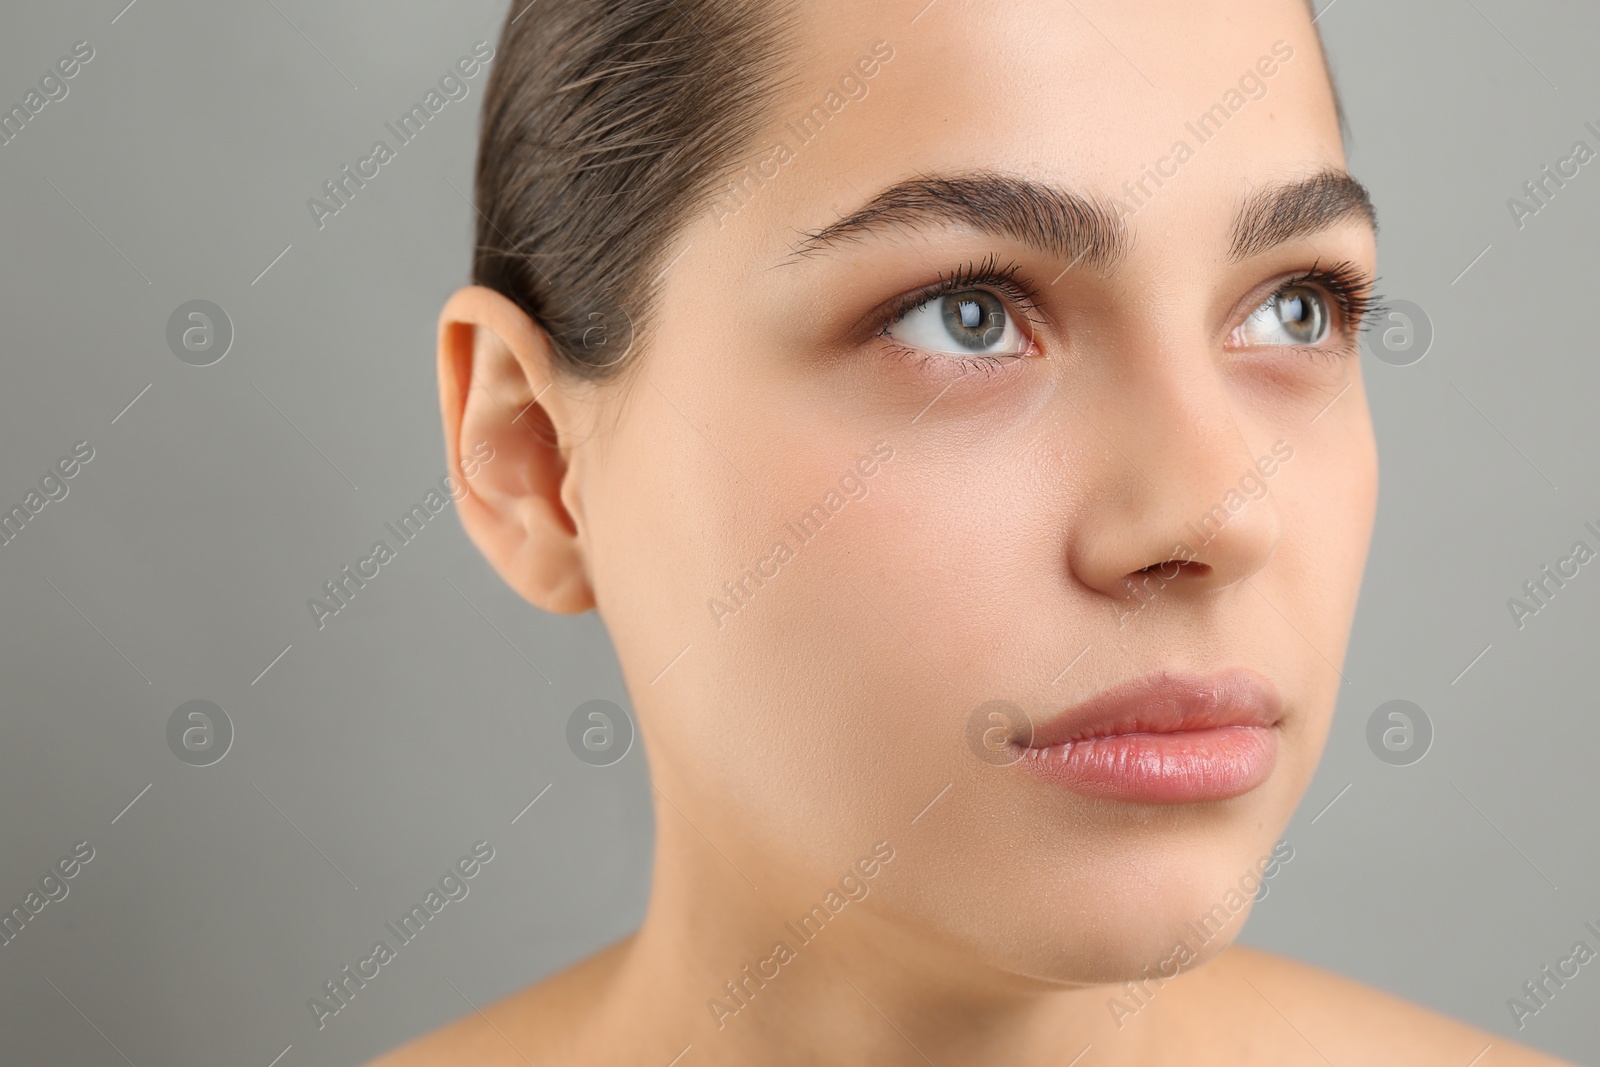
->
<box><xmin>708</xmin><ymin>0</ymin><xmax>1342</xmax><ymax>251</ymax></box>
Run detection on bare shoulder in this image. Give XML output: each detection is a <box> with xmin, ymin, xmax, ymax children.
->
<box><xmin>1209</xmin><ymin>945</ymin><xmax>1577</xmax><ymax>1066</ymax></box>
<box><xmin>360</xmin><ymin>935</ymin><xmax>632</xmax><ymax>1067</ymax></box>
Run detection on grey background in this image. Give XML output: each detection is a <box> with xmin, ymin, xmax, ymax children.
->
<box><xmin>0</xmin><ymin>1</ymin><xmax>1594</xmax><ymax>1064</ymax></box>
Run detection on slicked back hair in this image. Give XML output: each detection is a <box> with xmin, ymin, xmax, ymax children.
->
<box><xmin>473</xmin><ymin>0</ymin><xmax>797</xmax><ymax>384</ymax></box>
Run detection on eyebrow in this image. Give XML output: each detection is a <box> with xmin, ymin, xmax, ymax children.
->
<box><xmin>1228</xmin><ymin>168</ymin><xmax>1377</xmax><ymax>262</ymax></box>
<box><xmin>787</xmin><ymin>167</ymin><xmax>1376</xmax><ymax>270</ymax></box>
<box><xmin>787</xmin><ymin>171</ymin><xmax>1129</xmax><ymax>272</ymax></box>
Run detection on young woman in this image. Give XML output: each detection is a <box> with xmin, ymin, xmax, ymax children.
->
<box><xmin>372</xmin><ymin>0</ymin><xmax>1573</xmax><ymax>1062</ymax></box>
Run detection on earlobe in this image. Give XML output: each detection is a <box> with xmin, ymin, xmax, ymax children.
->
<box><xmin>436</xmin><ymin>285</ymin><xmax>595</xmax><ymax>615</ymax></box>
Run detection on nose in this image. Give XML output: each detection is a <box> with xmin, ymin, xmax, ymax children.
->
<box><xmin>1064</xmin><ymin>360</ymin><xmax>1284</xmax><ymax>609</ymax></box>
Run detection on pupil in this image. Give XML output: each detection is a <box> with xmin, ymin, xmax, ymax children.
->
<box><xmin>1277</xmin><ymin>286</ymin><xmax>1324</xmax><ymax>343</ymax></box>
<box><xmin>942</xmin><ymin>291</ymin><xmax>1007</xmax><ymax>351</ymax></box>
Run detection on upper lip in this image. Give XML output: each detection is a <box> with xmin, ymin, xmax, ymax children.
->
<box><xmin>1023</xmin><ymin>668</ymin><xmax>1284</xmax><ymax>748</ymax></box>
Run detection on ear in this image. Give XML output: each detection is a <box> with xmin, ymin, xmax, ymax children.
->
<box><xmin>437</xmin><ymin>285</ymin><xmax>595</xmax><ymax>615</ymax></box>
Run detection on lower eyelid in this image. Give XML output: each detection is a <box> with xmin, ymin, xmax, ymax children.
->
<box><xmin>880</xmin><ymin>340</ymin><xmax>1031</xmax><ymax>380</ymax></box>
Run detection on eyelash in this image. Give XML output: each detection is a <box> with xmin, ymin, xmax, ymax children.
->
<box><xmin>1263</xmin><ymin>259</ymin><xmax>1384</xmax><ymax>358</ymax></box>
<box><xmin>876</xmin><ymin>254</ymin><xmax>1043</xmax><ymax>376</ymax></box>
<box><xmin>873</xmin><ymin>256</ymin><xmax>1383</xmax><ymax>371</ymax></box>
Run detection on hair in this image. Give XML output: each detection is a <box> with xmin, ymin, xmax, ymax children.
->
<box><xmin>472</xmin><ymin>0</ymin><xmax>1339</xmax><ymax>386</ymax></box>
<box><xmin>472</xmin><ymin>0</ymin><xmax>797</xmax><ymax>385</ymax></box>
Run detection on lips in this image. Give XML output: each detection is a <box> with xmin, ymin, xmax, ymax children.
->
<box><xmin>1011</xmin><ymin>668</ymin><xmax>1284</xmax><ymax>804</ymax></box>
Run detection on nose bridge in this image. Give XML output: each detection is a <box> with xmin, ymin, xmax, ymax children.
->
<box><xmin>1066</xmin><ymin>352</ymin><xmax>1283</xmax><ymax>602</ymax></box>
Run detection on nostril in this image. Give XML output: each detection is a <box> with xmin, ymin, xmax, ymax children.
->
<box><xmin>1139</xmin><ymin>559</ymin><xmax>1211</xmax><ymax>579</ymax></box>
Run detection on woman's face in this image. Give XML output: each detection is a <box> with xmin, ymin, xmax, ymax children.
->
<box><xmin>540</xmin><ymin>0</ymin><xmax>1375</xmax><ymax>983</ymax></box>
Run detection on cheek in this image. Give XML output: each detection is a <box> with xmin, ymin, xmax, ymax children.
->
<box><xmin>1282</xmin><ymin>407</ymin><xmax>1378</xmax><ymax>635</ymax></box>
<box><xmin>589</xmin><ymin>374</ymin><xmax>1060</xmax><ymax>857</ymax></box>
<box><xmin>1260</xmin><ymin>406</ymin><xmax>1378</xmax><ymax>757</ymax></box>
<box><xmin>583</xmin><ymin>393</ymin><xmax>932</xmax><ymax>841</ymax></box>
<box><xmin>705</xmin><ymin>451</ymin><xmax>1054</xmax><ymax>828</ymax></box>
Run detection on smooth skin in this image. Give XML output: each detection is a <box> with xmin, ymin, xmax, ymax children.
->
<box><xmin>371</xmin><ymin>0</ymin><xmax>1574</xmax><ymax>1063</ymax></box>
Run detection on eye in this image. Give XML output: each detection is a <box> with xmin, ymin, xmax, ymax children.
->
<box><xmin>885</xmin><ymin>289</ymin><xmax>1030</xmax><ymax>358</ymax></box>
<box><xmin>1232</xmin><ymin>284</ymin><xmax>1331</xmax><ymax>347</ymax></box>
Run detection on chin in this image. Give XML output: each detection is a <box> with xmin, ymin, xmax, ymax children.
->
<box><xmin>876</xmin><ymin>811</ymin><xmax>1296</xmax><ymax>993</ymax></box>
<box><xmin>941</xmin><ymin>894</ymin><xmax>1258</xmax><ymax>996</ymax></box>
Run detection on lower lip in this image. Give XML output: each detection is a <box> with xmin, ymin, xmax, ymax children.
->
<box><xmin>1013</xmin><ymin>725</ymin><xmax>1278</xmax><ymax>803</ymax></box>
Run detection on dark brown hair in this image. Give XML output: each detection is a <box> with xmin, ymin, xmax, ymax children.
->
<box><xmin>472</xmin><ymin>0</ymin><xmax>796</xmax><ymax>384</ymax></box>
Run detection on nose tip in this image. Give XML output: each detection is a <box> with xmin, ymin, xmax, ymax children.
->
<box><xmin>1070</xmin><ymin>452</ymin><xmax>1285</xmax><ymax>607</ymax></box>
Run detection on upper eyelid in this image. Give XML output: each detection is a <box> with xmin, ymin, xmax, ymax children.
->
<box><xmin>1238</xmin><ymin>265</ymin><xmax>1373</xmax><ymax>327</ymax></box>
<box><xmin>882</xmin><ymin>272</ymin><xmax>1043</xmax><ymax>332</ymax></box>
